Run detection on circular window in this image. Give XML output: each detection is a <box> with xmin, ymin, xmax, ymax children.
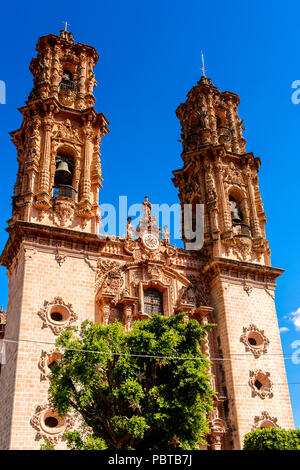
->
<box><xmin>247</xmin><ymin>332</ymin><xmax>263</xmax><ymax>348</ymax></box>
<box><xmin>42</xmin><ymin>410</ymin><xmax>65</xmax><ymax>435</ymax></box>
<box><xmin>260</xmin><ymin>421</ymin><xmax>274</xmax><ymax>429</ymax></box>
<box><xmin>48</xmin><ymin>305</ymin><xmax>69</xmax><ymax>325</ymax></box>
<box><xmin>50</xmin><ymin>311</ymin><xmax>63</xmax><ymax>322</ymax></box>
<box><xmin>45</xmin><ymin>416</ymin><xmax>59</xmax><ymax>428</ymax></box>
<box><xmin>241</xmin><ymin>325</ymin><xmax>269</xmax><ymax>358</ymax></box>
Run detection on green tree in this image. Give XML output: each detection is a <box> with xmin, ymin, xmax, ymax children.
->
<box><xmin>48</xmin><ymin>313</ymin><xmax>215</xmax><ymax>450</ymax></box>
<box><xmin>243</xmin><ymin>428</ymin><xmax>300</xmax><ymax>450</ymax></box>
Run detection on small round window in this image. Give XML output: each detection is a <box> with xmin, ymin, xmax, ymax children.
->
<box><xmin>42</xmin><ymin>411</ymin><xmax>65</xmax><ymax>435</ymax></box>
<box><xmin>45</xmin><ymin>416</ymin><xmax>59</xmax><ymax>428</ymax></box>
<box><xmin>48</xmin><ymin>305</ymin><xmax>69</xmax><ymax>324</ymax></box>
<box><xmin>247</xmin><ymin>332</ymin><xmax>263</xmax><ymax>348</ymax></box>
<box><xmin>50</xmin><ymin>311</ymin><xmax>63</xmax><ymax>322</ymax></box>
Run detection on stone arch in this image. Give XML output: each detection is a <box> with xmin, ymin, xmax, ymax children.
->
<box><xmin>52</xmin><ymin>143</ymin><xmax>78</xmax><ymax>198</ymax></box>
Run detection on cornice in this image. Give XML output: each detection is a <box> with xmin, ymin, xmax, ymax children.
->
<box><xmin>203</xmin><ymin>257</ymin><xmax>284</xmax><ymax>285</ymax></box>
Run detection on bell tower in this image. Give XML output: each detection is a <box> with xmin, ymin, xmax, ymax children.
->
<box><xmin>173</xmin><ymin>76</ymin><xmax>294</xmax><ymax>448</ymax></box>
<box><xmin>10</xmin><ymin>28</ymin><xmax>109</xmax><ymax>232</ymax></box>
<box><xmin>173</xmin><ymin>76</ymin><xmax>269</xmax><ymax>265</ymax></box>
<box><xmin>0</xmin><ymin>30</ymin><xmax>110</xmax><ymax>450</ymax></box>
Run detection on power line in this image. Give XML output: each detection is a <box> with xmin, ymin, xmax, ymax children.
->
<box><xmin>1</xmin><ymin>337</ymin><xmax>299</xmax><ymax>387</ymax></box>
<box><xmin>2</xmin><ymin>337</ymin><xmax>299</xmax><ymax>361</ymax></box>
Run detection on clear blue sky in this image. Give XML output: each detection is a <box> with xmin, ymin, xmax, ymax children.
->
<box><xmin>0</xmin><ymin>0</ymin><xmax>299</xmax><ymax>428</ymax></box>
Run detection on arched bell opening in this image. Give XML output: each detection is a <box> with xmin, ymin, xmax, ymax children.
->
<box><xmin>60</xmin><ymin>69</ymin><xmax>77</xmax><ymax>92</ymax></box>
<box><xmin>53</xmin><ymin>149</ymin><xmax>77</xmax><ymax>201</ymax></box>
<box><xmin>228</xmin><ymin>188</ymin><xmax>251</xmax><ymax>237</ymax></box>
<box><xmin>229</xmin><ymin>194</ymin><xmax>243</xmax><ymax>223</ymax></box>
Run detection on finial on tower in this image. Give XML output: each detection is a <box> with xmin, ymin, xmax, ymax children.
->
<box><xmin>200</xmin><ymin>51</ymin><xmax>206</xmax><ymax>77</ymax></box>
<box><xmin>62</xmin><ymin>21</ymin><xmax>71</xmax><ymax>31</ymax></box>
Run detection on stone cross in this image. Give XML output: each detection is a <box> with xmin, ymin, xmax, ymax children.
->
<box><xmin>200</xmin><ymin>50</ymin><xmax>206</xmax><ymax>77</ymax></box>
<box><xmin>62</xmin><ymin>21</ymin><xmax>71</xmax><ymax>31</ymax></box>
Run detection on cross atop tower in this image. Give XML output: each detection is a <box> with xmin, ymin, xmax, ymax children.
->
<box><xmin>62</xmin><ymin>21</ymin><xmax>71</xmax><ymax>31</ymax></box>
<box><xmin>200</xmin><ymin>50</ymin><xmax>206</xmax><ymax>77</ymax></box>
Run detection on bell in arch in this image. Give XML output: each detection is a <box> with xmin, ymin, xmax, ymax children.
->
<box><xmin>55</xmin><ymin>160</ymin><xmax>71</xmax><ymax>184</ymax></box>
<box><xmin>229</xmin><ymin>196</ymin><xmax>243</xmax><ymax>223</ymax></box>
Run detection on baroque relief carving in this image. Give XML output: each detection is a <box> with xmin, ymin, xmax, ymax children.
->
<box><xmin>243</xmin><ymin>282</ymin><xmax>253</xmax><ymax>296</ymax></box>
<box><xmin>52</xmin><ymin>200</ymin><xmax>75</xmax><ymax>228</ymax></box>
<box><xmin>240</xmin><ymin>324</ymin><xmax>269</xmax><ymax>358</ymax></box>
<box><xmin>38</xmin><ymin>296</ymin><xmax>78</xmax><ymax>335</ymax></box>
<box><xmin>96</xmin><ymin>258</ymin><xmax>124</xmax><ymax>300</ymax></box>
<box><xmin>252</xmin><ymin>411</ymin><xmax>280</xmax><ymax>430</ymax></box>
<box><xmin>55</xmin><ymin>250</ymin><xmax>66</xmax><ymax>266</ymax></box>
<box><xmin>249</xmin><ymin>369</ymin><xmax>273</xmax><ymax>399</ymax></box>
<box><xmin>30</xmin><ymin>403</ymin><xmax>73</xmax><ymax>445</ymax></box>
<box><xmin>38</xmin><ymin>349</ymin><xmax>61</xmax><ymax>381</ymax></box>
<box><xmin>179</xmin><ymin>274</ymin><xmax>210</xmax><ymax>307</ymax></box>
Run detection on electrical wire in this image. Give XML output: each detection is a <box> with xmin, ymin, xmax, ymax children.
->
<box><xmin>2</xmin><ymin>336</ymin><xmax>299</xmax><ymax>360</ymax></box>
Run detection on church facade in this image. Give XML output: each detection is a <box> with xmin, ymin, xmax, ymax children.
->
<box><xmin>0</xmin><ymin>29</ymin><xmax>294</xmax><ymax>450</ymax></box>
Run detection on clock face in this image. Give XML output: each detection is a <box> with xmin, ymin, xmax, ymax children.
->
<box><xmin>142</xmin><ymin>232</ymin><xmax>160</xmax><ymax>250</ymax></box>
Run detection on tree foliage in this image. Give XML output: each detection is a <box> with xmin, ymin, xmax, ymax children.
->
<box><xmin>243</xmin><ymin>428</ymin><xmax>300</xmax><ymax>450</ymax></box>
<box><xmin>48</xmin><ymin>313</ymin><xmax>215</xmax><ymax>450</ymax></box>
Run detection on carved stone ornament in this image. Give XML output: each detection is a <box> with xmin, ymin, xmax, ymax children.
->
<box><xmin>233</xmin><ymin>237</ymin><xmax>252</xmax><ymax>261</ymax></box>
<box><xmin>124</xmin><ymin>239</ymin><xmax>136</xmax><ymax>255</ymax></box>
<box><xmin>210</xmin><ymin>418</ymin><xmax>227</xmax><ymax>434</ymax></box>
<box><xmin>209</xmin><ymin>418</ymin><xmax>227</xmax><ymax>450</ymax></box>
<box><xmin>55</xmin><ymin>250</ymin><xmax>66</xmax><ymax>266</ymax></box>
<box><xmin>243</xmin><ymin>282</ymin><xmax>253</xmax><ymax>296</ymax></box>
<box><xmin>249</xmin><ymin>369</ymin><xmax>273</xmax><ymax>399</ymax></box>
<box><xmin>30</xmin><ymin>403</ymin><xmax>73</xmax><ymax>445</ymax></box>
<box><xmin>38</xmin><ymin>296</ymin><xmax>78</xmax><ymax>335</ymax></box>
<box><xmin>223</xmin><ymin>162</ymin><xmax>246</xmax><ymax>189</ymax></box>
<box><xmin>52</xmin><ymin>199</ymin><xmax>75</xmax><ymax>228</ymax></box>
<box><xmin>96</xmin><ymin>258</ymin><xmax>124</xmax><ymax>300</ymax></box>
<box><xmin>147</xmin><ymin>264</ymin><xmax>162</xmax><ymax>280</ymax></box>
<box><xmin>141</xmin><ymin>232</ymin><xmax>160</xmax><ymax>251</ymax></box>
<box><xmin>252</xmin><ymin>411</ymin><xmax>280</xmax><ymax>430</ymax></box>
<box><xmin>38</xmin><ymin>349</ymin><xmax>62</xmax><ymax>381</ymax></box>
<box><xmin>240</xmin><ymin>324</ymin><xmax>269</xmax><ymax>358</ymax></box>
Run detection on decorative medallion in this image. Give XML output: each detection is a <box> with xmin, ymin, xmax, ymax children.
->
<box><xmin>30</xmin><ymin>403</ymin><xmax>73</xmax><ymax>445</ymax></box>
<box><xmin>38</xmin><ymin>296</ymin><xmax>78</xmax><ymax>335</ymax></box>
<box><xmin>142</xmin><ymin>232</ymin><xmax>160</xmax><ymax>250</ymax></box>
<box><xmin>249</xmin><ymin>369</ymin><xmax>273</xmax><ymax>399</ymax></box>
<box><xmin>240</xmin><ymin>324</ymin><xmax>269</xmax><ymax>358</ymax></box>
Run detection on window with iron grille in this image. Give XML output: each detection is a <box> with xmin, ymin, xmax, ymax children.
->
<box><xmin>144</xmin><ymin>288</ymin><xmax>163</xmax><ymax>315</ymax></box>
